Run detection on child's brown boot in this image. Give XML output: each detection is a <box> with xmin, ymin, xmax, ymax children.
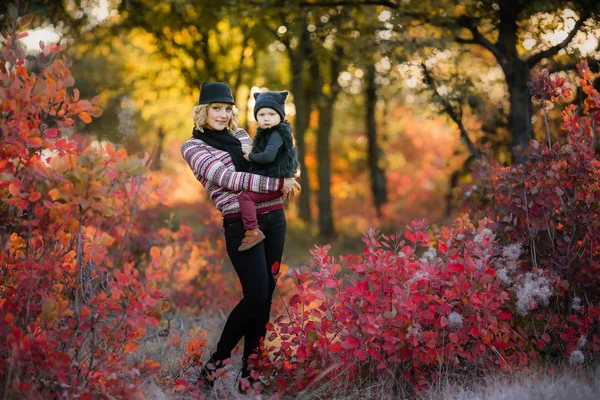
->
<box><xmin>238</xmin><ymin>228</ymin><xmax>266</xmax><ymax>251</ymax></box>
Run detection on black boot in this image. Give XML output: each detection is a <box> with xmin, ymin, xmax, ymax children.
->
<box><xmin>197</xmin><ymin>354</ymin><xmax>223</xmax><ymax>388</ymax></box>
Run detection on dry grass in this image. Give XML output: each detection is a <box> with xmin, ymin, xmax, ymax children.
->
<box><xmin>131</xmin><ymin>312</ymin><xmax>600</xmax><ymax>400</ymax></box>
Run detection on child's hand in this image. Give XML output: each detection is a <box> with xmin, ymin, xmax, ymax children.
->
<box><xmin>243</xmin><ymin>152</ymin><xmax>251</xmax><ymax>161</ymax></box>
<box><xmin>242</xmin><ymin>145</ymin><xmax>253</xmax><ymax>155</ymax></box>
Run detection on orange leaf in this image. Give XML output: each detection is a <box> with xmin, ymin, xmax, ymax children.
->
<box><xmin>123</xmin><ymin>341</ymin><xmax>138</xmax><ymax>353</ymax></box>
<box><xmin>79</xmin><ymin>112</ymin><xmax>92</xmax><ymax>123</ymax></box>
<box><xmin>28</xmin><ymin>192</ymin><xmax>41</xmax><ymax>202</ymax></box>
<box><xmin>48</xmin><ymin>188</ymin><xmax>59</xmax><ymax>201</ymax></box>
<box><xmin>150</xmin><ymin>246</ymin><xmax>160</xmax><ymax>259</ymax></box>
<box><xmin>27</xmin><ymin>137</ymin><xmax>43</xmax><ymax>147</ymax></box>
<box><xmin>88</xmin><ymin>106</ymin><xmax>103</xmax><ymax>117</ymax></box>
<box><xmin>8</xmin><ymin>183</ymin><xmax>20</xmax><ymax>197</ymax></box>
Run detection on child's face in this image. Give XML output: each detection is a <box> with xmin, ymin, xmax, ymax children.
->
<box><xmin>256</xmin><ymin>107</ymin><xmax>281</xmax><ymax>129</ymax></box>
<box><xmin>207</xmin><ymin>103</ymin><xmax>233</xmax><ymax>131</ymax></box>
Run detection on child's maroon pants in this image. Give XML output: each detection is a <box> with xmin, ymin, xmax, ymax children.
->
<box><xmin>238</xmin><ymin>190</ymin><xmax>282</xmax><ymax>230</ymax></box>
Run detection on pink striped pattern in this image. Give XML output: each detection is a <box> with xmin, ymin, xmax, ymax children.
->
<box><xmin>181</xmin><ymin>129</ymin><xmax>284</xmax><ymax>216</ymax></box>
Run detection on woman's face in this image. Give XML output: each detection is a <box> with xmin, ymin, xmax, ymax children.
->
<box><xmin>206</xmin><ymin>103</ymin><xmax>233</xmax><ymax>131</ymax></box>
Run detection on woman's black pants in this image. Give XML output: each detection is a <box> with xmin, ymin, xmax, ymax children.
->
<box><xmin>213</xmin><ymin>209</ymin><xmax>286</xmax><ymax>363</ymax></box>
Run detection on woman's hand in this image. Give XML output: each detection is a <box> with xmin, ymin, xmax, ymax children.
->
<box><xmin>282</xmin><ymin>177</ymin><xmax>301</xmax><ymax>200</ymax></box>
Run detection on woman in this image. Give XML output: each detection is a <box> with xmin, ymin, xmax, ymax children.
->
<box><xmin>181</xmin><ymin>82</ymin><xmax>299</xmax><ymax>391</ymax></box>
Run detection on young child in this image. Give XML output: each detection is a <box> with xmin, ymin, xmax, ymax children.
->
<box><xmin>237</xmin><ymin>91</ymin><xmax>300</xmax><ymax>251</ymax></box>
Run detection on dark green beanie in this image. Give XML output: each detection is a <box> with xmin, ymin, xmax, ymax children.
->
<box><xmin>198</xmin><ymin>82</ymin><xmax>235</xmax><ymax>105</ymax></box>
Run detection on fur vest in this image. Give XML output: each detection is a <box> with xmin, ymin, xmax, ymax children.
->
<box><xmin>249</xmin><ymin>121</ymin><xmax>300</xmax><ymax>178</ymax></box>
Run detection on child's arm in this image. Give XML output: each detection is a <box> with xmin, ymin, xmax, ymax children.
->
<box><xmin>248</xmin><ymin>132</ymin><xmax>283</xmax><ymax>164</ymax></box>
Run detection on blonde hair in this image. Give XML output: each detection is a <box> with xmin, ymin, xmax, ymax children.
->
<box><xmin>191</xmin><ymin>103</ymin><xmax>239</xmax><ymax>132</ymax></box>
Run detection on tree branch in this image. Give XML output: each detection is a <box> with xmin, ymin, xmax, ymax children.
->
<box><xmin>527</xmin><ymin>11</ymin><xmax>590</xmax><ymax>67</ymax></box>
<box><xmin>550</xmin><ymin>57</ymin><xmax>600</xmax><ymax>74</ymax></box>
<box><xmin>456</xmin><ymin>16</ymin><xmax>504</xmax><ymax>65</ymax></box>
<box><xmin>298</xmin><ymin>0</ymin><xmax>399</xmax><ymax>7</ymax></box>
<box><xmin>421</xmin><ymin>63</ymin><xmax>481</xmax><ymax>160</ymax></box>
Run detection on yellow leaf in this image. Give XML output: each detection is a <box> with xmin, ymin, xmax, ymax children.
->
<box><xmin>279</xmin><ymin>264</ymin><xmax>289</xmax><ymax>276</ymax></box>
<box><xmin>163</xmin><ymin>245</ymin><xmax>173</xmax><ymax>258</ymax></box>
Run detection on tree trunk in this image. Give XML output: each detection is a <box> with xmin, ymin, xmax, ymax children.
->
<box><xmin>288</xmin><ymin>27</ymin><xmax>312</xmax><ymax>222</ymax></box>
<box><xmin>292</xmin><ymin>83</ymin><xmax>312</xmax><ymax>222</ymax></box>
<box><xmin>151</xmin><ymin>126</ymin><xmax>165</xmax><ymax>170</ymax></box>
<box><xmin>317</xmin><ymin>99</ymin><xmax>335</xmax><ymax>238</ymax></box>
<box><xmin>365</xmin><ymin>64</ymin><xmax>387</xmax><ymax>217</ymax></box>
<box><xmin>506</xmin><ymin>59</ymin><xmax>533</xmax><ymax>164</ymax></box>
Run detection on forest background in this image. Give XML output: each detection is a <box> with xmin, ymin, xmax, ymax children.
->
<box><xmin>2</xmin><ymin>0</ymin><xmax>600</xmax><ymax>399</ymax></box>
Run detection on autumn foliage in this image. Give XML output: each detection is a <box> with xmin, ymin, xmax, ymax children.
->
<box><xmin>0</xmin><ymin>8</ymin><xmax>174</xmax><ymax>398</ymax></box>
<box><xmin>251</xmin><ymin>65</ymin><xmax>600</xmax><ymax>396</ymax></box>
<box><xmin>3</xmin><ymin>2</ymin><xmax>600</xmax><ymax>399</ymax></box>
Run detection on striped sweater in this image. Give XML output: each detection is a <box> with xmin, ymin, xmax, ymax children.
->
<box><xmin>181</xmin><ymin>128</ymin><xmax>284</xmax><ymax>217</ymax></box>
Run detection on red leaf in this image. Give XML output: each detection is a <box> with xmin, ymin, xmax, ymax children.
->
<box><xmin>440</xmin><ymin>316</ymin><xmax>448</xmax><ymax>328</ymax></box>
<box><xmin>438</xmin><ymin>240</ymin><xmax>448</xmax><ymax>253</ymax></box>
<box><xmin>341</xmin><ymin>337</ymin><xmax>359</xmax><ymax>349</ymax></box>
<box><xmin>353</xmin><ymin>348</ymin><xmax>367</xmax><ymax>360</ymax></box>
<box><xmin>542</xmin><ymin>333</ymin><xmax>551</xmax><ymax>343</ymax></box>
<box><xmin>469</xmin><ymin>327</ymin><xmax>480</xmax><ymax>337</ymax></box>
<box><xmin>499</xmin><ymin>312</ymin><xmax>512</xmax><ymax>320</ymax></box>
<box><xmin>448</xmin><ymin>263</ymin><xmax>464</xmax><ymax>274</ymax></box>
<box><xmin>271</xmin><ymin>261</ymin><xmax>280</xmax><ymax>275</ymax></box>
<box><xmin>289</xmin><ymin>294</ymin><xmax>300</xmax><ymax>307</ymax></box>
<box><xmin>45</xmin><ymin>128</ymin><xmax>58</xmax><ymax>138</ymax></box>
<box><xmin>330</xmin><ymin>342</ymin><xmax>342</xmax><ymax>353</ymax></box>
<box><xmin>404</xmin><ymin>231</ymin><xmax>417</xmax><ymax>243</ymax></box>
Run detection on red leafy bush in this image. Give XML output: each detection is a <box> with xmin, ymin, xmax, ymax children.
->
<box><xmin>0</xmin><ymin>8</ymin><xmax>170</xmax><ymax>398</ymax></box>
<box><xmin>258</xmin><ymin>217</ymin><xmax>529</xmax><ymax>396</ymax></box>
<box><xmin>461</xmin><ymin>61</ymin><xmax>600</xmax><ymax>363</ymax></box>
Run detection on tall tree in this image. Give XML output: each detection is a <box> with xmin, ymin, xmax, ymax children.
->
<box><xmin>365</xmin><ymin>64</ymin><xmax>388</xmax><ymax>217</ymax></box>
<box><xmin>305</xmin><ymin>0</ymin><xmax>600</xmax><ymax>163</ymax></box>
<box><xmin>312</xmin><ymin>44</ymin><xmax>345</xmax><ymax>238</ymax></box>
<box><xmin>116</xmin><ymin>1</ymin><xmax>269</xmax><ymax>110</ymax></box>
<box><xmin>260</xmin><ymin>8</ymin><xmax>314</xmax><ymax>222</ymax></box>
